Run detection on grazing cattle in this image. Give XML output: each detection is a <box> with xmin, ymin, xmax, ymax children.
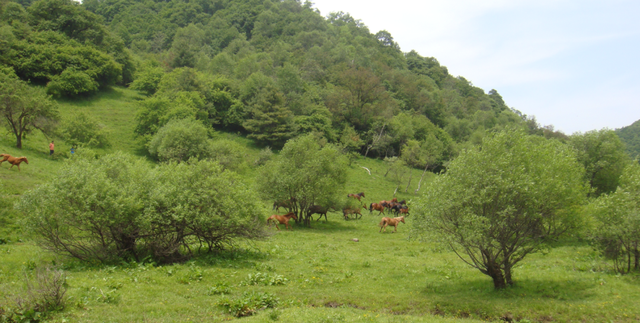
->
<box><xmin>347</xmin><ymin>192</ymin><xmax>365</xmax><ymax>201</ymax></box>
<box><xmin>0</xmin><ymin>154</ymin><xmax>28</xmax><ymax>171</ymax></box>
<box><xmin>379</xmin><ymin>216</ymin><xmax>405</xmax><ymax>233</ymax></box>
<box><xmin>369</xmin><ymin>203</ymin><xmax>385</xmax><ymax>215</ymax></box>
<box><xmin>267</xmin><ymin>212</ymin><xmax>298</xmax><ymax>231</ymax></box>
<box><xmin>343</xmin><ymin>206</ymin><xmax>363</xmax><ymax>220</ymax></box>
<box><xmin>309</xmin><ymin>205</ymin><xmax>329</xmax><ymax>222</ymax></box>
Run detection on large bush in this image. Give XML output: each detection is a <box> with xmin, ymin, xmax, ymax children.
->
<box><xmin>17</xmin><ymin>153</ymin><xmax>268</xmax><ymax>263</ymax></box>
<box><xmin>148</xmin><ymin>118</ymin><xmax>211</xmax><ymax>162</ymax></box>
<box><xmin>58</xmin><ymin>112</ymin><xmax>110</xmax><ymax>147</ymax></box>
<box><xmin>589</xmin><ymin>162</ymin><xmax>640</xmax><ymax>274</ymax></box>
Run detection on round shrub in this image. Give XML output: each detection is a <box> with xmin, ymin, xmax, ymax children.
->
<box><xmin>148</xmin><ymin>118</ymin><xmax>211</xmax><ymax>162</ymax></box>
<box><xmin>46</xmin><ymin>68</ymin><xmax>99</xmax><ymax>97</ymax></box>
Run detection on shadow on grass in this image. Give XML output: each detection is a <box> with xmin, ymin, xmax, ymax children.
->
<box><xmin>421</xmin><ymin>276</ymin><xmax>597</xmax><ymax>302</ymax></box>
<box><xmin>283</xmin><ymin>216</ymin><xmax>360</xmax><ymax>233</ymax></box>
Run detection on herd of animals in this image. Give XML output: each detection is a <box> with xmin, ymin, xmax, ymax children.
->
<box><xmin>267</xmin><ymin>192</ymin><xmax>408</xmax><ymax>233</ymax></box>
<box><xmin>2</xmin><ymin>153</ymin><xmax>405</xmax><ymax>233</ymax></box>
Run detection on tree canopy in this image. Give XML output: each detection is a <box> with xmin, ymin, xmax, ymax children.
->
<box><xmin>257</xmin><ymin>134</ymin><xmax>348</xmax><ymax>227</ymax></box>
<box><xmin>413</xmin><ymin>129</ymin><xmax>588</xmax><ymax>289</ymax></box>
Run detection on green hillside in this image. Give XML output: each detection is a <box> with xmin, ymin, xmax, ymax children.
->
<box><xmin>616</xmin><ymin>119</ymin><xmax>640</xmax><ymax>159</ymax></box>
<box><xmin>2</xmin><ymin>0</ymin><xmax>640</xmax><ymax>322</ymax></box>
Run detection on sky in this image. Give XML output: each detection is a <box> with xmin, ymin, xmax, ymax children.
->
<box><xmin>310</xmin><ymin>0</ymin><xmax>640</xmax><ymax>134</ymax></box>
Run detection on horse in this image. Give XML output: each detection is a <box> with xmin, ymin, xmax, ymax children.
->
<box><xmin>0</xmin><ymin>154</ymin><xmax>28</xmax><ymax>171</ymax></box>
<box><xmin>347</xmin><ymin>192</ymin><xmax>365</xmax><ymax>201</ymax></box>
<box><xmin>343</xmin><ymin>206</ymin><xmax>362</xmax><ymax>220</ymax></box>
<box><xmin>391</xmin><ymin>198</ymin><xmax>398</xmax><ymax>203</ymax></box>
<box><xmin>391</xmin><ymin>204</ymin><xmax>408</xmax><ymax>215</ymax></box>
<box><xmin>273</xmin><ymin>198</ymin><xmax>295</xmax><ymax>212</ymax></box>
<box><xmin>393</xmin><ymin>205</ymin><xmax>409</xmax><ymax>216</ymax></box>
<box><xmin>309</xmin><ymin>205</ymin><xmax>329</xmax><ymax>222</ymax></box>
<box><xmin>267</xmin><ymin>212</ymin><xmax>298</xmax><ymax>231</ymax></box>
<box><xmin>379</xmin><ymin>216</ymin><xmax>405</xmax><ymax>233</ymax></box>
<box><xmin>369</xmin><ymin>203</ymin><xmax>385</xmax><ymax>215</ymax></box>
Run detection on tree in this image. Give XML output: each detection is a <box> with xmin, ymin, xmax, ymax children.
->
<box><xmin>413</xmin><ymin>129</ymin><xmax>587</xmax><ymax>289</ymax></box>
<box><xmin>242</xmin><ymin>84</ymin><xmax>297</xmax><ymax>148</ymax></box>
<box><xmin>0</xmin><ymin>71</ymin><xmax>59</xmax><ymax>148</ymax></box>
<box><xmin>18</xmin><ymin>153</ymin><xmax>268</xmax><ymax>263</ymax></box>
<box><xmin>569</xmin><ymin>129</ymin><xmax>630</xmax><ymax>197</ymax></box>
<box><xmin>59</xmin><ymin>112</ymin><xmax>110</xmax><ymax>148</ymax></box>
<box><xmin>148</xmin><ymin>118</ymin><xmax>211</xmax><ymax>163</ymax></box>
<box><xmin>589</xmin><ymin>162</ymin><xmax>640</xmax><ymax>274</ymax></box>
<box><xmin>257</xmin><ymin>134</ymin><xmax>348</xmax><ymax>227</ymax></box>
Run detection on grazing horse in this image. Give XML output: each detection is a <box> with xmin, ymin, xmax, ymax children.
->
<box><xmin>309</xmin><ymin>205</ymin><xmax>329</xmax><ymax>222</ymax></box>
<box><xmin>267</xmin><ymin>212</ymin><xmax>298</xmax><ymax>230</ymax></box>
<box><xmin>0</xmin><ymin>154</ymin><xmax>28</xmax><ymax>171</ymax></box>
<box><xmin>343</xmin><ymin>206</ymin><xmax>363</xmax><ymax>220</ymax></box>
<box><xmin>369</xmin><ymin>203</ymin><xmax>385</xmax><ymax>215</ymax></box>
<box><xmin>379</xmin><ymin>216</ymin><xmax>405</xmax><ymax>233</ymax></box>
<box><xmin>347</xmin><ymin>192</ymin><xmax>365</xmax><ymax>201</ymax></box>
<box><xmin>273</xmin><ymin>198</ymin><xmax>295</xmax><ymax>212</ymax></box>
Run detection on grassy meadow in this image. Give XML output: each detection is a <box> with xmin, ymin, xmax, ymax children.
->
<box><xmin>1</xmin><ymin>87</ymin><xmax>639</xmax><ymax>322</ymax></box>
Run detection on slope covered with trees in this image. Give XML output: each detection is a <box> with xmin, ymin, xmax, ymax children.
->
<box><xmin>1</xmin><ymin>0</ymin><xmax>555</xmax><ymax>170</ymax></box>
<box><xmin>616</xmin><ymin>119</ymin><xmax>640</xmax><ymax>159</ymax></box>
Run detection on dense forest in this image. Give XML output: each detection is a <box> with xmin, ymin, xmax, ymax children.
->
<box><xmin>1</xmin><ymin>0</ymin><xmax>571</xmax><ymax>170</ymax></box>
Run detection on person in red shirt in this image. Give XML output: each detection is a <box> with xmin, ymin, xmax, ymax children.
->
<box><xmin>49</xmin><ymin>141</ymin><xmax>54</xmax><ymax>156</ymax></box>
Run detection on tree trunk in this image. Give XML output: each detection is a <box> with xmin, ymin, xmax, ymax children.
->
<box><xmin>404</xmin><ymin>169</ymin><xmax>413</xmax><ymax>193</ymax></box>
<box><xmin>504</xmin><ymin>264</ymin><xmax>514</xmax><ymax>286</ymax></box>
<box><xmin>634</xmin><ymin>241</ymin><xmax>639</xmax><ymax>271</ymax></box>
<box><xmin>15</xmin><ymin>134</ymin><xmax>22</xmax><ymax>149</ymax></box>
<box><xmin>414</xmin><ymin>164</ymin><xmax>429</xmax><ymax>194</ymax></box>
<box><xmin>487</xmin><ymin>263</ymin><xmax>507</xmax><ymax>290</ymax></box>
<box><xmin>364</xmin><ymin>124</ymin><xmax>385</xmax><ymax>158</ymax></box>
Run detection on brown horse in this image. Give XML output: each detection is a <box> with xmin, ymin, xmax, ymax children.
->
<box><xmin>369</xmin><ymin>202</ymin><xmax>385</xmax><ymax>215</ymax></box>
<box><xmin>343</xmin><ymin>206</ymin><xmax>362</xmax><ymax>220</ymax></box>
<box><xmin>267</xmin><ymin>212</ymin><xmax>298</xmax><ymax>230</ymax></box>
<box><xmin>379</xmin><ymin>200</ymin><xmax>392</xmax><ymax>209</ymax></box>
<box><xmin>391</xmin><ymin>204</ymin><xmax>409</xmax><ymax>216</ymax></box>
<box><xmin>309</xmin><ymin>205</ymin><xmax>329</xmax><ymax>222</ymax></box>
<box><xmin>0</xmin><ymin>154</ymin><xmax>28</xmax><ymax>171</ymax></box>
<box><xmin>272</xmin><ymin>198</ymin><xmax>295</xmax><ymax>212</ymax></box>
<box><xmin>347</xmin><ymin>192</ymin><xmax>365</xmax><ymax>201</ymax></box>
<box><xmin>379</xmin><ymin>216</ymin><xmax>405</xmax><ymax>233</ymax></box>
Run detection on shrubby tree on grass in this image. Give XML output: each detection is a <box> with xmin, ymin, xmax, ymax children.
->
<box><xmin>569</xmin><ymin>129</ymin><xmax>629</xmax><ymax>197</ymax></box>
<box><xmin>589</xmin><ymin>162</ymin><xmax>640</xmax><ymax>274</ymax></box>
<box><xmin>257</xmin><ymin>134</ymin><xmax>348</xmax><ymax>227</ymax></box>
<box><xmin>18</xmin><ymin>152</ymin><xmax>267</xmax><ymax>263</ymax></box>
<box><xmin>18</xmin><ymin>153</ymin><xmax>150</xmax><ymax>262</ymax></box>
<box><xmin>148</xmin><ymin>118</ymin><xmax>211</xmax><ymax>162</ymax></box>
<box><xmin>59</xmin><ymin>112</ymin><xmax>110</xmax><ymax>148</ymax></box>
<box><xmin>0</xmin><ymin>70</ymin><xmax>59</xmax><ymax>148</ymax></box>
<box><xmin>413</xmin><ymin>129</ymin><xmax>587</xmax><ymax>289</ymax></box>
